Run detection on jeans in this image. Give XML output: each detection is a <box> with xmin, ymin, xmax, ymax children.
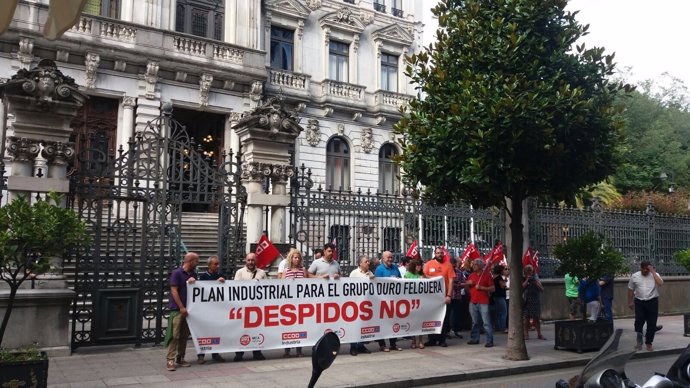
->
<box><xmin>450</xmin><ymin>298</ymin><xmax>464</xmax><ymax>332</ymax></box>
<box><xmin>634</xmin><ymin>297</ymin><xmax>659</xmax><ymax>344</ymax></box>
<box><xmin>469</xmin><ymin>302</ymin><xmax>493</xmax><ymax>344</ymax></box>
<box><xmin>602</xmin><ymin>297</ymin><xmax>613</xmax><ymax>322</ymax></box>
<box><xmin>493</xmin><ymin>296</ymin><xmax>507</xmax><ymax>332</ymax></box>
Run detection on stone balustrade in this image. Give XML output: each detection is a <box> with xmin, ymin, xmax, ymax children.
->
<box><xmin>269</xmin><ymin>69</ymin><xmax>308</xmax><ymax>90</ymax></box>
<box><xmin>100</xmin><ymin>22</ymin><xmax>136</xmax><ymax>42</ymax></box>
<box><xmin>375</xmin><ymin>90</ymin><xmax>413</xmax><ymax>108</ymax></box>
<box><xmin>322</xmin><ymin>80</ymin><xmax>366</xmax><ymax>100</ymax></box>
<box><xmin>173</xmin><ymin>36</ymin><xmax>207</xmax><ymax>56</ymax></box>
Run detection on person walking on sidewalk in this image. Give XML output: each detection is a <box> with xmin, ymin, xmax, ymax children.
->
<box><xmin>233</xmin><ymin>253</ymin><xmax>267</xmax><ymax>362</ymax></box>
<box><xmin>523</xmin><ymin>264</ymin><xmax>545</xmax><ymax>340</ymax></box>
<box><xmin>165</xmin><ymin>252</ymin><xmax>199</xmax><ymax>371</ymax></box>
<box><xmin>197</xmin><ymin>255</ymin><xmax>226</xmax><ymax>364</ymax></box>
<box><xmin>628</xmin><ymin>261</ymin><xmax>664</xmax><ymax>351</ymax></box>
<box><xmin>466</xmin><ymin>258</ymin><xmax>495</xmax><ymax>347</ymax></box>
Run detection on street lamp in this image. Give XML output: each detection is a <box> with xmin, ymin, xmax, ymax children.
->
<box><xmin>659</xmin><ymin>171</ymin><xmax>676</xmax><ymax>193</ymax></box>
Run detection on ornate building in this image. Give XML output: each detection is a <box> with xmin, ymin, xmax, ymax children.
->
<box><xmin>0</xmin><ymin>0</ymin><xmax>423</xmax><ymax>232</ymax></box>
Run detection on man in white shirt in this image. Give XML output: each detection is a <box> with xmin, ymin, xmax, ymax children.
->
<box><xmin>348</xmin><ymin>255</ymin><xmax>374</xmax><ymax>356</ymax></box>
<box><xmin>307</xmin><ymin>243</ymin><xmax>340</xmax><ymax>279</ymax></box>
<box><xmin>627</xmin><ymin>261</ymin><xmax>664</xmax><ymax>351</ymax></box>
<box><xmin>233</xmin><ymin>253</ymin><xmax>267</xmax><ymax>361</ymax></box>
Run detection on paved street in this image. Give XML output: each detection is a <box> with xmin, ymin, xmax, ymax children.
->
<box><xmin>48</xmin><ymin>315</ymin><xmax>689</xmax><ymax>388</ymax></box>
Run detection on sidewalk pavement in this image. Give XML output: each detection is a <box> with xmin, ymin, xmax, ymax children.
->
<box><xmin>48</xmin><ymin>315</ymin><xmax>690</xmax><ymax>388</ymax></box>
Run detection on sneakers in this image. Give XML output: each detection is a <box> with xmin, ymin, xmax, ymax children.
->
<box><xmin>467</xmin><ymin>340</ymin><xmax>480</xmax><ymax>345</ymax></box>
<box><xmin>634</xmin><ymin>342</ymin><xmax>643</xmax><ymax>351</ymax></box>
<box><xmin>646</xmin><ymin>343</ymin><xmax>654</xmax><ymax>351</ymax></box>
<box><xmin>485</xmin><ymin>342</ymin><xmax>494</xmax><ymax>348</ymax></box>
<box><xmin>176</xmin><ymin>359</ymin><xmax>191</xmax><ymax>367</ymax></box>
<box><xmin>166</xmin><ymin>360</ymin><xmax>176</xmax><ymax>371</ymax></box>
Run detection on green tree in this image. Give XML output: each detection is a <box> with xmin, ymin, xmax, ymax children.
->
<box><xmin>396</xmin><ymin>0</ymin><xmax>629</xmax><ymax>360</ymax></box>
<box><xmin>0</xmin><ymin>194</ymin><xmax>90</xmax><ymax>346</ymax></box>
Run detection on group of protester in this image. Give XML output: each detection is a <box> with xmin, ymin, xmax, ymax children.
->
<box><xmin>163</xmin><ymin>244</ymin><xmax>665</xmax><ymax>372</ymax></box>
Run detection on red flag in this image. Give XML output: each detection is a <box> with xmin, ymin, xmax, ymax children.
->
<box><xmin>460</xmin><ymin>242</ymin><xmax>481</xmax><ymax>267</ymax></box>
<box><xmin>255</xmin><ymin>234</ymin><xmax>280</xmax><ymax>269</ymax></box>
<box><xmin>484</xmin><ymin>241</ymin><xmax>504</xmax><ymax>268</ymax></box>
<box><xmin>331</xmin><ymin>238</ymin><xmax>338</xmax><ymax>261</ymax></box>
<box><xmin>406</xmin><ymin>240</ymin><xmax>421</xmax><ymax>260</ymax></box>
<box><xmin>523</xmin><ymin>246</ymin><xmax>540</xmax><ymax>273</ymax></box>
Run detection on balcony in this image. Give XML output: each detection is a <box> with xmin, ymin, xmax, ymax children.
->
<box><xmin>323</xmin><ymin>80</ymin><xmax>365</xmax><ymax>100</ymax></box>
<box><xmin>373</xmin><ymin>90</ymin><xmax>413</xmax><ymax>114</ymax></box>
<box><xmin>374</xmin><ymin>2</ymin><xmax>386</xmax><ymax>12</ymax></box>
<box><xmin>343</xmin><ymin>0</ymin><xmax>355</xmax><ymax>3</ymax></box>
<box><xmin>268</xmin><ymin>69</ymin><xmax>309</xmax><ymax>90</ymax></box>
<box><xmin>392</xmin><ymin>8</ymin><xmax>404</xmax><ymax>18</ymax></box>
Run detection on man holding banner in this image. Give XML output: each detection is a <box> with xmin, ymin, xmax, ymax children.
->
<box><xmin>233</xmin><ymin>253</ymin><xmax>267</xmax><ymax>362</ymax></box>
<box><xmin>423</xmin><ymin>247</ymin><xmax>454</xmax><ymax>347</ymax></box>
<box><xmin>165</xmin><ymin>252</ymin><xmax>199</xmax><ymax>371</ymax></box>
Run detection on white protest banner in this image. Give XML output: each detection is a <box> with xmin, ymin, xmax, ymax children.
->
<box><xmin>186</xmin><ymin>277</ymin><xmax>446</xmax><ymax>354</ymax></box>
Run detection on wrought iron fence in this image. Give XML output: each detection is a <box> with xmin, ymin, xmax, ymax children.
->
<box><xmin>530</xmin><ymin>199</ymin><xmax>690</xmax><ymax>277</ymax></box>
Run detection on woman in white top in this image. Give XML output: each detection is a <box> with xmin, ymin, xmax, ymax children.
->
<box><xmin>283</xmin><ymin>248</ymin><xmax>306</xmax><ymax>357</ymax></box>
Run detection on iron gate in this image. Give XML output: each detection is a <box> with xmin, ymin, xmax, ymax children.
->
<box><xmin>67</xmin><ymin>108</ymin><xmax>245</xmax><ymax>349</ymax></box>
<box><xmin>288</xmin><ymin>165</ymin><xmax>505</xmax><ymax>273</ymax></box>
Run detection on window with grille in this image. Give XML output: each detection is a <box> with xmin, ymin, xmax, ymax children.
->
<box><xmin>374</xmin><ymin>0</ymin><xmax>386</xmax><ymax>12</ymax></box>
<box><xmin>330</xmin><ymin>225</ymin><xmax>350</xmax><ymax>263</ymax></box>
<box><xmin>84</xmin><ymin>0</ymin><xmax>121</xmax><ymax>18</ymax></box>
<box><xmin>391</xmin><ymin>0</ymin><xmax>403</xmax><ymax>17</ymax></box>
<box><xmin>379</xmin><ymin>143</ymin><xmax>399</xmax><ymax>195</ymax></box>
<box><xmin>381</xmin><ymin>53</ymin><xmax>398</xmax><ymax>92</ymax></box>
<box><xmin>326</xmin><ymin>136</ymin><xmax>351</xmax><ymax>190</ymax></box>
<box><xmin>175</xmin><ymin>0</ymin><xmax>224</xmax><ymax>40</ymax></box>
<box><xmin>329</xmin><ymin>41</ymin><xmax>349</xmax><ymax>82</ymax></box>
<box><xmin>383</xmin><ymin>227</ymin><xmax>401</xmax><ymax>253</ymax></box>
<box><xmin>270</xmin><ymin>27</ymin><xmax>294</xmax><ymax>71</ymax></box>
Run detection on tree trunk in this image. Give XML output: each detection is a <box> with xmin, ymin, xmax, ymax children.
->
<box><xmin>0</xmin><ymin>286</ymin><xmax>18</xmax><ymax>347</ymax></box>
<box><xmin>504</xmin><ymin>192</ymin><xmax>529</xmax><ymax>360</ymax></box>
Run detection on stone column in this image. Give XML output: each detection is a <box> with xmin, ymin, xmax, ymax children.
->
<box><xmin>270</xmin><ymin>166</ymin><xmax>293</xmax><ymax>243</ymax></box>
<box><xmin>119</xmin><ymin>96</ymin><xmax>136</xmax><ymax>146</ymax></box>
<box><xmin>241</xmin><ymin>162</ymin><xmax>269</xmax><ymax>248</ymax></box>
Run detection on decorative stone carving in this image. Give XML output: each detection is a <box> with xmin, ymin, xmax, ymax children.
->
<box><xmin>0</xmin><ymin>59</ymin><xmax>86</xmax><ymax>109</ymax></box>
<box><xmin>297</xmin><ymin>20</ymin><xmax>305</xmax><ymax>39</ymax></box>
<box><xmin>175</xmin><ymin>71</ymin><xmax>187</xmax><ymax>82</ymax></box>
<box><xmin>336</xmin><ymin>123</ymin><xmax>345</xmax><ymax>135</ymax></box>
<box><xmin>199</xmin><ymin>73</ymin><xmax>213</xmax><ymax>107</ymax></box>
<box><xmin>306</xmin><ymin>119</ymin><xmax>320</xmax><ymax>146</ymax></box>
<box><xmin>6</xmin><ymin>136</ymin><xmax>40</xmax><ymax>162</ymax></box>
<box><xmin>84</xmin><ymin>52</ymin><xmax>100</xmax><ymax>89</ymax></box>
<box><xmin>306</xmin><ymin>0</ymin><xmax>321</xmax><ymax>10</ymax></box>
<box><xmin>360</xmin><ymin>11</ymin><xmax>374</xmax><ymax>25</ymax></box>
<box><xmin>114</xmin><ymin>59</ymin><xmax>127</xmax><ymax>72</ymax></box>
<box><xmin>361</xmin><ymin>127</ymin><xmax>374</xmax><ymax>153</ymax></box>
<box><xmin>56</xmin><ymin>49</ymin><xmax>69</xmax><ymax>62</ymax></box>
<box><xmin>352</xmin><ymin>35</ymin><xmax>360</xmax><ymax>53</ymax></box>
<box><xmin>17</xmin><ymin>37</ymin><xmax>34</xmax><ymax>67</ymax></box>
<box><xmin>223</xmin><ymin>80</ymin><xmax>235</xmax><ymax>90</ymax></box>
<box><xmin>323</xmin><ymin>106</ymin><xmax>334</xmax><ymax>117</ymax></box>
<box><xmin>335</xmin><ymin>7</ymin><xmax>356</xmax><ymax>25</ymax></box>
<box><xmin>376</xmin><ymin>115</ymin><xmax>387</xmax><ymax>125</ymax></box>
<box><xmin>229</xmin><ymin>111</ymin><xmax>243</xmax><ymax>123</ymax></box>
<box><xmin>241</xmin><ymin>161</ymin><xmax>295</xmax><ymax>184</ymax></box>
<box><xmin>41</xmin><ymin>141</ymin><xmax>75</xmax><ymax>165</ymax></box>
<box><xmin>233</xmin><ymin>95</ymin><xmax>303</xmax><ymax>139</ymax></box>
<box><xmin>123</xmin><ymin>96</ymin><xmax>136</xmax><ymax>108</ymax></box>
<box><xmin>250</xmin><ymin>81</ymin><xmax>264</xmax><ymax>102</ymax></box>
<box><xmin>352</xmin><ymin>112</ymin><xmax>362</xmax><ymax>121</ymax></box>
<box><xmin>142</xmin><ymin>60</ymin><xmax>159</xmax><ymax>99</ymax></box>
<box><xmin>296</xmin><ymin>102</ymin><xmax>306</xmax><ymax>112</ymax></box>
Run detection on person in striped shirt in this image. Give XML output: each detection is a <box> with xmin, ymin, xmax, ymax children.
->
<box><xmin>283</xmin><ymin>248</ymin><xmax>305</xmax><ymax>357</ymax></box>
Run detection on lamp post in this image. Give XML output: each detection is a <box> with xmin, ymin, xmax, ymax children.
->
<box><xmin>659</xmin><ymin>171</ymin><xmax>676</xmax><ymax>194</ymax></box>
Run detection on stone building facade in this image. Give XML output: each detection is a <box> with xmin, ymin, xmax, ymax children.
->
<box><xmin>0</xmin><ymin>0</ymin><xmax>423</xmax><ymax>236</ymax></box>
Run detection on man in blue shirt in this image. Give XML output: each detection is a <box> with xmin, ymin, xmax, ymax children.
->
<box><xmin>374</xmin><ymin>251</ymin><xmax>402</xmax><ymax>351</ymax></box>
<box><xmin>599</xmin><ymin>274</ymin><xmax>614</xmax><ymax>322</ymax></box>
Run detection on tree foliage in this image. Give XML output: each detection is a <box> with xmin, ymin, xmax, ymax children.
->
<box><xmin>395</xmin><ymin>0</ymin><xmax>629</xmax><ymax>360</ymax></box>
<box><xmin>0</xmin><ymin>193</ymin><xmax>90</xmax><ymax>346</ymax></box>
<box><xmin>613</xmin><ymin>75</ymin><xmax>690</xmax><ymax>193</ymax></box>
<box><xmin>554</xmin><ymin>231</ymin><xmax>627</xmax><ymax>281</ymax></box>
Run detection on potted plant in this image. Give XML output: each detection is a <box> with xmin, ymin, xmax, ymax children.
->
<box><xmin>672</xmin><ymin>249</ymin><xmax>690</xmax><ymax>336</ymax></box>
<box><xmin>553</xmin><ymin>231</ymin><xmax>626</xmax><ymax>352</ymax></box>
<box><xmin>0</xmin><ymin>193</ymin><xmax>90</xmax><ymax>387</ymax></box>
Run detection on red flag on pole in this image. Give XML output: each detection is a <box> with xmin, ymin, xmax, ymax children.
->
<box><xmin>255</xmin><ymin>234</ymin><xmax>280</xmax><ymax>269</ymax></box>
<box><xmin>522</xmin><ymin>246</ymin><xmax>540</xmax><ymax>273</ymax></box>
<box><xmin>406</xmin><ymin>240</ymin><xmax>421</xmax><ymax>260</ymax></box>
<box><xmin>484</xmin><ymin>241</ymin><xmax>504</xmax><ymax>268</ymax></box>
<box><xmin>460</xmin><ymin>242</ymin><xmax>481</xmax><ymax>267</ymax></box>
<box><xmin>331</xmin><ymin>238</ymin><xmax>338</xmax><ymax>261</ymax></box>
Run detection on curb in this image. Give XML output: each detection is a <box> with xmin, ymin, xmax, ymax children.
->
<box><xmin>354</xmin><ymin>347</ymin><xmax>686</xmax><ymax>388</ymax></box>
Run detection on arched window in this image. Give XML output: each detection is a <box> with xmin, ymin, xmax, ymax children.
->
<box><xmin>379</xmin><ymin>143</ymin><xmax>399</xmax><ymax>194</ymax></box>
<box><xmin>326</xmin><ymin>136</ymin><xmax>350</xmax><ymax>190</ymax></box>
